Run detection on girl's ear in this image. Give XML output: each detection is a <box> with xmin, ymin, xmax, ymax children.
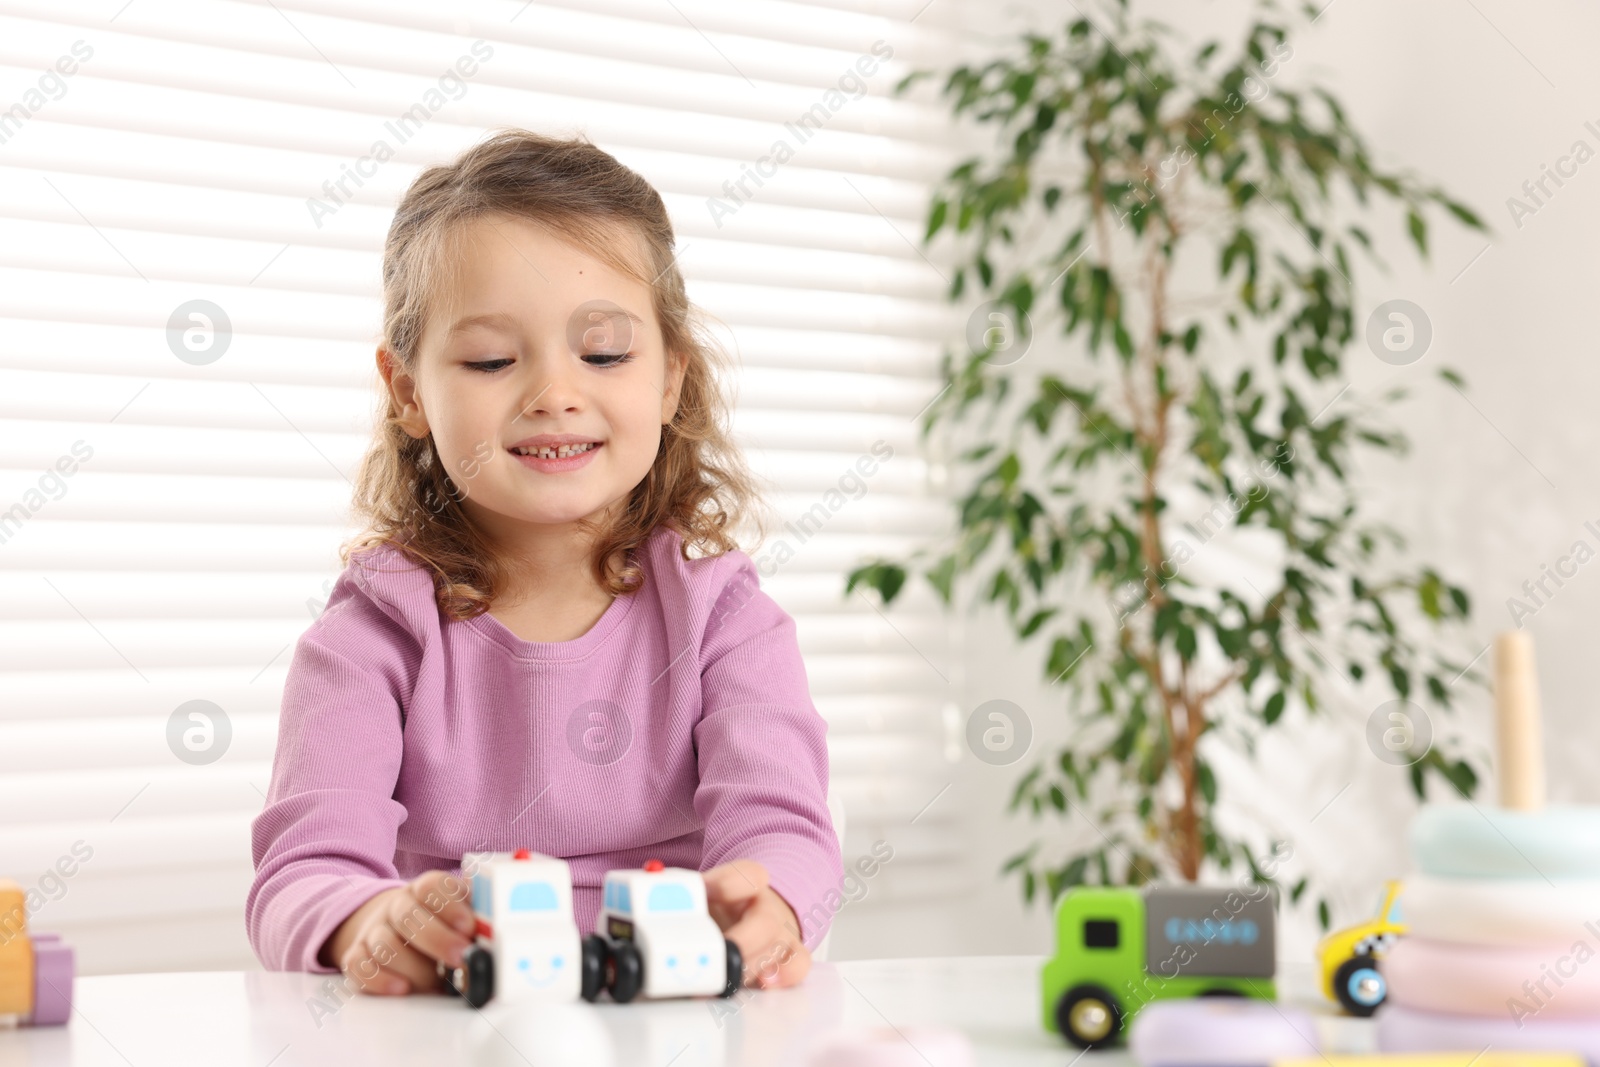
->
<box><xmin>660</xmin><ymin>347</ymin><xmax>689</xmax><ymax>425</ymax></box>
<box><xmin>377</xmin><ymin>346</ymin><xmax>430</xmax><ymax>438</ymax></box>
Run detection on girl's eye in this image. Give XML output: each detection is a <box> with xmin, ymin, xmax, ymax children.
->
<box><xmin>464</xmin><ymin>354</ymin><xmax>633</xmax><ymax>371</ymax></box>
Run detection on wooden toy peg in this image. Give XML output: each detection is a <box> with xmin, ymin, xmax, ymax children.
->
<box><xmin>0</xmin><ymin>878</ymin><xmax>31</xmax><ymax>1018</ymax></box>
<box><xmin>1493</xmin><ymin>630</ymin><xmax>1546</xmax><ymax>811</ymax></box>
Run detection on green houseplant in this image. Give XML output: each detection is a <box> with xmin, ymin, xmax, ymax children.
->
<box><xmin>849</xmin><ymin>1</ymin><xmax>1488</xmax><ymax>921</ymax></box>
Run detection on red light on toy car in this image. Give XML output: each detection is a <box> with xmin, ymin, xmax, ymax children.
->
<box><xmin>513</xmin><ymin>848</ymin><xmax>531</xmax><ymax>860</ymax></box>
<box><xmin>643</xmin><ymin>859</ymin><xmax>664</xmax><ymax>872</ymax></box>
<box><xmin>475</xmin><ymin>917</ymin><xmax>493</xmax><ymax>940</ymax></box>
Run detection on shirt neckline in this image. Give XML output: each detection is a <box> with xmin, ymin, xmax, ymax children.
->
<box><xmin>462</xmin><ymin>587</ymin><xmax>637</xmax><ymax>661</ymax></box>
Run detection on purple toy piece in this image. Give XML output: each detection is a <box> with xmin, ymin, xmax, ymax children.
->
<box><xmin>1378</xmin><ymin>1002</ymin><xmax>1600</xmax><ymax>1062</ymax></box>
<box><xmin>29</xmin><ymin>933</ymin><xmax>74</xmax><ymax>1026</ymax></box>
<box><xmin>1129</xmin><ymin>999</ymin><xmax>1320</xmax><ymax>1067</ymax></box>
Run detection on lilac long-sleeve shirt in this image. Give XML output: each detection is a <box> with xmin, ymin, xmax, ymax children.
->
<box><xmin>246</xmin><ymin>525</ymin><xmax>841</xmax><ymax>973</ymax></box>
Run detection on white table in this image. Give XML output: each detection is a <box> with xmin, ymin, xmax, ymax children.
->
<box><xmin>0</xmin><ymin>956</ymin><xmax>1375</xmax><ymax>1066</ymax></box>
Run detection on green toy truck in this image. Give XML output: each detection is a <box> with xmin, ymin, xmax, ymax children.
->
<box><xmin>1042</xmin><ymin>884</ymin><xmax>1277</xmax><ymax>1048</ymax></box>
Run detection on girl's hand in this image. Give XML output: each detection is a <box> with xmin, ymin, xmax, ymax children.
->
<box><xmin>702</xmin><ymin>859</ymin><xmax>811</xmax><ymax>990</ymax></box>
<box><xmin>319</xmin><ymin>870</ymin><xmax>477</xmax><ymax>995</ymax></box>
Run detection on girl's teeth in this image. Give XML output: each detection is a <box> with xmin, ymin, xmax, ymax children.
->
<box><xmin>518</xmin><ymin>443</ymin><xmax>596</xmax><ymax>459</ymax></box>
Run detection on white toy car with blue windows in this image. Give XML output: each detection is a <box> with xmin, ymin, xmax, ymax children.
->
<box><xmin>444</xmin><ymin>849</ymin><xmax>604</xmax><ymax>1007</ymax></box>
<box><xmin>594</xmin><ymin>859</ymin><xmax>742</xmax><ymax>1002</ymax></box>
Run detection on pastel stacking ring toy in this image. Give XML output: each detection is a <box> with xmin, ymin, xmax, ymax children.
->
<box><xmin>1412</xmin><ymin>804</ymin><xmax>1600</xmax><ymax>880</ymax></box>
<box><xmin>1384</xmin><ymin>937</ymin><xmax>1600</xmax><ymax>1019</ymax></box>
<box><xmin>1129</xmin><ymin>999</ymin><xmax>1320</xmax><ymax>1066</ymax></box>
<box><xmin>1379</xmin><ymin>1002</ymin><xmax>1600</xmax><ymax>1062</ymax></box>
<box><xmin>1402</xmin><ymin>874</ymin><xmax>1600</xmax><ymax>946</ymax></box>
<box><xmin>1379</xmin><ymin>632</ymin><xmax>1600</xmax><ymax>1055</ymax></box>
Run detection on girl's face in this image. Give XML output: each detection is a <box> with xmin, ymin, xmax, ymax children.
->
<box><xmin>381</xmin><ymin>215</ymin><xmax>686</xmax><ymax>548</ymax></box>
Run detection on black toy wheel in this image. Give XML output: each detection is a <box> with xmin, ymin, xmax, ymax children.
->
<box><xmin>608</xmin><ymin>941</ymin><xmax>644</xmax><ymax>1004</ymax></box>
<box><xmin>580</xmin><ymin>935</ymin><xmax>607</xmax><ymax>1003</ymax></box>
<box><xmin>721</xmin><ymin>938</ymin><xmax>743</xmax><ymax>998</ymax></box>
<box><xmin>1056</xmin><ymin>983</ymin><xmax>1123</xmax><ymax>1049</ymax></box>
<box><xmin>1334</xmin><ymin>954</ymin><xmax>1387</xmax><ymax>1017</ymax></box>
<box><xmin>457</xmin><ymin>944</ymin><xmax>495</xmax><ymax>1008</ymax></box>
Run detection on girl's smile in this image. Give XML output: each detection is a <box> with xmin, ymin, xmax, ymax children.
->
<box><xmin>508</xmin><ymin>434</ymin><xmax>604</xmax><ymax>473</ymax></box>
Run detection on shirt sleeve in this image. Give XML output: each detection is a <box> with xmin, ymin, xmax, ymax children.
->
<box><xmin>691</xmin><ymin>553</ymin><xmax>843</xmax><ymax>951</ymax></box>
<box><xmin>245</xmin><ymin>569</ymin><xmax>417</xmax><ymax>973</ymax></box>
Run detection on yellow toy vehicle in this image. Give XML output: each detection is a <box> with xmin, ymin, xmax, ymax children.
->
<box><xmin>1315</xmin><ymin>880</ymin><xmax>1405</xmax><ymax>1016</ymax></box>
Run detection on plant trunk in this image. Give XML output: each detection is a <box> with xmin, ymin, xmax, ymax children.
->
<box><xmin>1119</xmin><ymin>188</ymin><xmax>1205</xmax><ymax>884</ymax></box>
<box><xmin>1174</xmin><ymin>693</ymin><xmax>1202</xmax><ymax>881</ymax></box>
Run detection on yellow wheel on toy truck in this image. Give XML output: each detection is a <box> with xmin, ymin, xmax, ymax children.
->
<box><xmin>1056</xmin><ymin>984</ymin><xmax>1123</xmax><ymax>1048</ymax></box>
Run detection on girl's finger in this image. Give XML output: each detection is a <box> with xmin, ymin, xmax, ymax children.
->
<box><xmin>768</xmin><ymin>938</ymin><xmax>812</xmax><ymax>988</ymax></box>
<box><xmin>708</xmin><ymin>898</ymin><xmax>751</xmax><ymax>931</ymax></box>
<box><xmin>363</xmin><ymin>961</ymin><xmax>418</xmax><ymax>995</ymax></box>
<box><xmin>385</xmin><ymin>887</ymin><xmax>472</xmax><ymax>969</ymax></box>
<box><xmin>746</xmin><ymin>926</ymin><xmax>805</xmax><ymax>989</ymax></box>
<box><xmin>702</xmin><ymin>860</ymin><xmax>768</xmax><ymax>906</ymax></box>
<box><xmin>409</xmin><ymin>870</ymin><xmax>478</xmax><ymax>937</ymax></box>
<box><xmin>362</xmin><ymin>922</ymin><xmax>445</xmax><ymax>993</ymax></box>
<box><xmin>723</xmin><ymin>906</ymin><xmax>789</xmax><ymax>986</ymax></box>
<box><xmin>339</xmin><ymin>940</ymin><xmax>415</xmax><ymax>995</ymax></box>
<box><xmin>750</xmin><ymin>938</ymin><xmax>789</xmax><ymax>986</ymax></box>
<box><xmin>739</xmin><ymin>892</ymin><xmax>810</xmax><ymax>989</ymax></box>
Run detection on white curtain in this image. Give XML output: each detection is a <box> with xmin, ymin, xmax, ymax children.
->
<box><xmin>0</xmin><ymin>0</ymin><xmax>970</xmax><ymax>972</ymax></box>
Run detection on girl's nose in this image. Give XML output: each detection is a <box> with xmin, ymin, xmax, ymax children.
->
<box><xmin>517</xmin><ymin>353</ymin><xmax>583</xmax><ymax>419</ymax></box>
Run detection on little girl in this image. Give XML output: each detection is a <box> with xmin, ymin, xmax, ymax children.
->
<box><xmin>246</xmin><ymin>128</ymin><xmax>841</xmax><ymax>996</ymax></box>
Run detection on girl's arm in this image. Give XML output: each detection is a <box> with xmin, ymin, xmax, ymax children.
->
<box><xmin>691</xmin><ymin>556</ymin><xmax>846</xmax><ymax>957</ymax></box>
<box><xmin>245</xmin><ymin>576</ymin><xmax>416</xmax><ymax>973</ymax></box>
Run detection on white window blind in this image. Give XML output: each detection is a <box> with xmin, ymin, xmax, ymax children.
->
<box><xmin>0</xmin><ymin>0</ymin><xmax>975</xmax><ymax>973</ymax></box>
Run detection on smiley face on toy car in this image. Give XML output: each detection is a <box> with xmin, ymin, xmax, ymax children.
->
<box><xmin>513</xmin><ymin>950</ymin><xmax>567</xmax><ymax>989</ymax></box>
<box><xmin>659</xmin><ymin>948</ymin><xmax>716</xmax><ymax>990</ymax></box>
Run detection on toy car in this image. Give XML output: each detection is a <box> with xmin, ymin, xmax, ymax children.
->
<box><xmin>443</xmin><ymin>849</ymin><xmax>604</xmax><ymax>1007</ymax></box>
<box><xmin>593</xmin><ymin>859</ymin><xmax>741</xmax><ymax>1002</ymax></box>
<box><xmin>1041</xmin><ymin>884</ymin><xmax>1277</xmax><ymax>1048</ymax></box>
<box><xmin>1315</xmin><ymin>879</ymin><xmax>1405</xmax><ymax>1017</ymax></box>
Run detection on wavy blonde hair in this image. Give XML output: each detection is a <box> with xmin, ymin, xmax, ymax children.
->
<box><xmin>343</xmin><ymin>128</ymin><xmax>762</xmax><ymax>619</ymax></box>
